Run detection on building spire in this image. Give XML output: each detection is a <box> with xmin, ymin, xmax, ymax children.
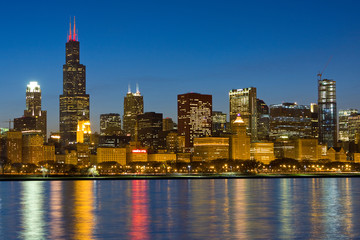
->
<box><xmin>69</xmin><ymin>17</ymin><xmax>72</xmax><ymax>41</ymax></box>
<box><xmin>68</xmin><ymin>16</ymin><xmax>78</xmax><ymax>42</ymax></box>
<box><xmin>73</xmin><ymin>16</ymin><xmax>76</xmax><ymax>41</ymax></box>
<box><xmin>136</xmin><ymin>83</ymin><xmax>140</xmax><ymax>94</ymax></box>
<box><xmin>128</xmin><ymin>84</ymin><xmax>131</xmax><ymax>94</ymax></box>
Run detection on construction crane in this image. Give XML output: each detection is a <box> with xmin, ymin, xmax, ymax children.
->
<box><xmin>317</xmin><ymin>56</ymin><xmax>333</xmax><ymax>80</ymax></box>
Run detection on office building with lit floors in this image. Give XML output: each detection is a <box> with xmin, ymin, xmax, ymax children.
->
<box><xmin>60</xmin><ymin>18</ymin><xmax>90</xmax><ymax>145</ymax></box>
<box><xmin>193</xmin><ymin>137</ymin><xmax>229</xmax><ymax>161</ymax></box>
<box><xmin>269</xmin><ymin>102</ymin><xmax>312</xmax><ymax>140</ymax></box>
<box><xmin>100</xmin><ymin>113</ymin><xmax>122</xmax><ymax>136</ymax></box>
<box><xmin>318</xmin><ymin>79</ymin><xmax>337</xmax><ymax>148</ymax></box>
<box><xmin>229</xmin><ymin>88</ymin><xmax>257</xmax><ymax>140</ymax></box>
<box><xmin>177</xmin><ymin>93</ymin><xmax>212</xmax><ymax>150</ymax></box>
<box><xmin>137</xmin><ymin>112</ymin><xmax>164</xmax><ymax>151</ymax></box>
<box><xmin>123</xmin><ymin>85</ymin><xmax>144</xmax><ymax>138</ymax></box>
<box><xmin>339</xmin><ymin>109</ymin><xmax>358</xmax><ymax>142</ymax></box>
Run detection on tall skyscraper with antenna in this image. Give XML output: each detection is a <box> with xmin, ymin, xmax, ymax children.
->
<box><xmin>59</xmin><ymin>17</ymin><xmax>90</xmax><ymax>145</ymax></box>
<box><xmin>123</xmin><ymin>84</ymin><xmax>144</xmax><ymax>138</ymax></box>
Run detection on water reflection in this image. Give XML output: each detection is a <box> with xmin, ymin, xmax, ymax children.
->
<box><xmin>130</xmin><ymin>180</ymin><xmax>150</xmax><ymax>240</ymax></box>
<box><xmin>73</xmin><ymin>181</ymin><xmax>95</xmax><ymax>240</ymax></box>
<box><xmin>233</xmin><ymin>179</ymin><xmax>248</xmax><ymax>239</ymax></box>
<box><xmin>20</xmin><ymin>181</ymin><xmax>46</xmax><ymax>239</ymax></box>
<box><xmin>49</xmin><ymin>181</ymin><xmax>64</xmax><ymax>239</ymax></box>
<box><xmin>279</xmin><ymin>179</ymin><xmax>292</xmax><ymax>238</ymax></box>
<box><xmin>0</xmin><ymin>178</ymin><xmax>359</xmax><ymax>239</ymax></box>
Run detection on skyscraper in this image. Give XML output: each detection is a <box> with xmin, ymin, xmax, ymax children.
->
<box><xmin>59</xmin><ymin>18</ymin><xmax>90</xmax><ymax>145</ymax></box>
<box><xmin>14</xmin><ymin>81</ymin><xmax>47</xmax><ymax>140</ymax></box>
<box><xmin>137</xmin><ymin>112</ymin><xmax>163</xmax><ymax>151</ymax></box>
<box><xmin>229</xmin><ymin>88</ymin><xmax>257</xmax><ymax>140</ymax></box>
<box><xmin>318</xmin><ymin>79</ymin><xmax>337</xmax><ymax>147</ymax></box>
<box><xmin>123</xmin><ymin>85</ymin><xmax>144</xmax><ymax>137</ymax></box>
<box><xmin>177</xmin><ymin>92</ymin><xmax>212</xmax><ymax>149</ymax></box>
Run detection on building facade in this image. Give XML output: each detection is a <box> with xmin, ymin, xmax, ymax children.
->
<box><xmin>318</xmin><ymin>79</ymin><xmax>337</xmax><ymax>147</ymax></box>
<box><xmin>177</xmin><ymin>93</ymin><xmax>212</xmax><ymax>149</ymax></box>
<box><xmin>163</xmin><ymin>118</ymin><xmax>175</xmax><ymax>131</ymax></box>
<box><xmin>60</xmin><ymin>19</ymin><xmax>90</xmax><ymax>145</ymax></box>
<box><xmin>100</xmin><ymin>113</ymin><xmax>122</xmax><ymax>136</ymax></box>
<box><xmin>339</xmin><ymin>109</ymin><xmax>358</xmax><ymax>142</ymax></box>
<box><xmin>269</xmin><ymin>103</ymin><xmax>312</xmax><ymax>140</ymax></box>
<box><xmin>193</xmin><ymin>137</ymin><xmax>229</xmax><ymax>161</ymax></box>
<box><xmin>23</xmin><ymin>82</ymin><xmax>47</xmax><ymax>139</ymax></box>
<box><xmin>348</xmin><ymin>114</ymin><xmax>360</xmax><ymax>143</ymax></box>
<box><xmin>230</xmin><ymin>115</ymin><xmax>251</xmax><ymax>160</ymax></box>
<box><xmin>212</xmin><ymin>111</ymin><xmax>227</xmax><ymax>136</ymax></box>
<box><xmin>22</xmin><ymin>133</ymin><xmax>44</xmax><ymax>164</ymax></box>
<box><xmin>229</xmin><ymin>88</ymin><xmax>257</xmax><ymax>140</ymax></box>
<box><xmin>6</xmin><ymin>131</ymin><xmax>22</xmax><ymax>163</ymax></box>
<box><xmin>123</xmin><ymin>86</ymin><xmax>144</xmax><ymax>137</ymax></box>
<box><xmin>257</xmin><ymin>99</ymin><xmax>270</xmax><ymax>140</ymax></box>
<box><xmin>97</xmin><ymin>147</ymin><xmax>127</xmax><ymax>165</ymax></box>
<box><xmin>137</xmin><ymin>112</ymin><xmax>164</xmax><ymax>151</ymax></box>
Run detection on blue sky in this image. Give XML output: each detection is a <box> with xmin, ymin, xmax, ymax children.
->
<box><xmin>1</xmin><ymin>0</ymin><xmax>360</xmax><ymax>133</ymax></box>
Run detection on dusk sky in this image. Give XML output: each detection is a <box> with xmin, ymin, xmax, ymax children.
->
<box><xmin>1</xmin><ymin>0</ymin><xmax>360</xmax><ymax>133</ymax></box>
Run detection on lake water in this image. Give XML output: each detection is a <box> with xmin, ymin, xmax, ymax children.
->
<box><xmin>0</xmin><ymin>178</ymin><xmax>359</xmax><ymax>239</ymax></box>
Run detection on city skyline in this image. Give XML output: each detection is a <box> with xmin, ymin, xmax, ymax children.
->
<box><xmin>1</xmin><ymin>1</ymin><xmax>360</xmax><ymax>133</ymax></box>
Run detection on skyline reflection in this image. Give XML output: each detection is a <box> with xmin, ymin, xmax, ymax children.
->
<box><xmin>0</xmin><ymin>178</ymin><xmax>359</xmax><ymax>239</ymax></box>
<box><xmin>74</xmin><ymin>181</ymin><xmax>95</xmax><ymax>240</ymax></box>
<box><xmin>20</xmin><ymin>181</ymin><xmax>46</xmax><ymax>239</ymax></box>
<box><xmin>130</xmin><ymin>180</ymin><xmax>150</xmax><ymax>240</ymax></box>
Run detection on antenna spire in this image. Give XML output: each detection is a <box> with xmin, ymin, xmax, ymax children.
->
<box><xmin>69</xmin><ymin>17</ymin><xmax>72</xmax><ymax>41</ymax></box>
<box><xmin>136</xmin><ymin>83</ymin><xmax>140</xmax><ymax>94</ymax></box>
<box><xmin>73</xmin><ymin>16</ymin><xmax>76</xmax><ymax>41</ymax></box>
<box><xmin>128</xmin><ymin>84</ymin><xmax>131</xmax><ymax>93</ymax></box>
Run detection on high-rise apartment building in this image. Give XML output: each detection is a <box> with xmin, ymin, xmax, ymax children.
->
<box><xmin>100</xmin><ymin>113</ymin><xmax>122</xmax><ymax>136</ymax></box>
<box><xmin>178</xmin><ymin>93</ymin><xmax>212</xmax><ymax>149</ymax></box>
<box><xmin>123</xmin><ymin>85</ymin><xmax>144</xmax><ymax>137</ymax></box>
<box><xmin>60</xmin><ymin>18</ymin><xmax>90</xmax><ymax>145</ymax></box>
<box><xmin>229</xmin><ymin>88</ymin><xmax>257</xmax><ymax>140</ymax></box>
<box><xmin>318</xmin><ymin>79</ymin><xmax>337</xmax><ymax>147</ymax></box>
<box><xmin>269</xmin><ymin>103</ymin><xmax>312</xmax><ymax>140</ymax></box>
<box><xmin>339</xmin><ymin>109</ymin><xmax>358</xmax><ymax>142</ymax></box>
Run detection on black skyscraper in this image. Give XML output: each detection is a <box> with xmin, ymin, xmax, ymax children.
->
<box><xmin>59</xmin><ymin>18</ymin><xmax>90</xmax><ymax>145</ymax></box>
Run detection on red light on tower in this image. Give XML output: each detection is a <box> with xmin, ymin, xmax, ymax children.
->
<box><xmin>68</xmin><ymin>16</ymin><xmax>78</xmax><ymax>42</ymax></box>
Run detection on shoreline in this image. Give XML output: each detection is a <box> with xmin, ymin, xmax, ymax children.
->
<box><xmin>1</xmin><ymin>173</ymin><xmax>360</xmax><ymax>181</ymax></box>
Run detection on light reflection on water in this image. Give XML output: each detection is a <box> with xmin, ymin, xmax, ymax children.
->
<box><xmin>0</xmin><ymin>178</ymin><xmax>359</xmax><ymax>239</ymax></box>
<box><xmin>20</xmin><ymin>181</ymin><xmax>46</xmax><ymax>240</ymax></box>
